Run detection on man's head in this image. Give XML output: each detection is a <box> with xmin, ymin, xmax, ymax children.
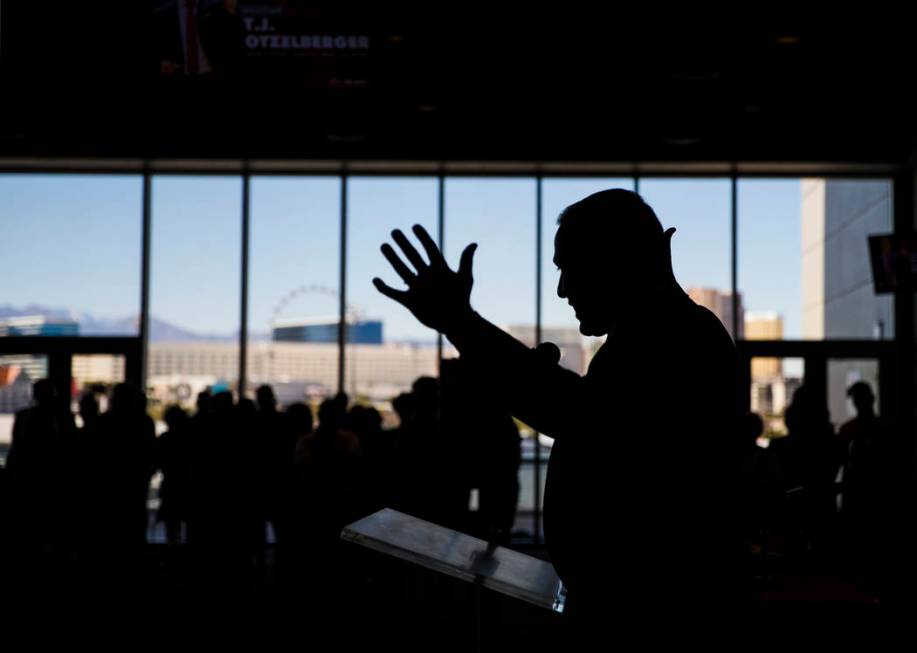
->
<box><xmin>32</xmin><ymin>379</ymin><xmax>55</xmax><ymax>406</ymax></box>
<box><xmin>196</xmin><ymin>389</ymin><xmax>211</xmax><ymax>414</ymax></box>
<box><xmin>256</xmin><ymin>384</ymin><xmax>276</xmax><ymax>412</ymax></box>
<box><xmin>111</xmin><ymin>382</ymin><xmax>137</xmax><ymax>413</ymax></box>
<box><xmin>847</xmin><ymin>381</ymin><xmax>875</xmax><ymax>416</ymax></box>
<box><xmin>554</xmin><ymin>189</ymin><xmax>667</xmax><ymax>336</ymax></box>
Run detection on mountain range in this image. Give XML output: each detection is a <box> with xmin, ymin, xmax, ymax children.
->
<box><xmin>0</xmin><ymin>304</ymin><xmax>258</xmax><ymax>342</ymax></box>
<box><xmin>0</xmin><ymin>305</ymin><xmax>441</xmax><ymax>346</ymax></box>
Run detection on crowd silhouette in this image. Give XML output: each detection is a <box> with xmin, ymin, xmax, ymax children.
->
<box><xmin>742</xmin><ymin>379</ymin><xmax>904</xmax><ymax>599</ymax></box>
<box><xmin>0</xmin><ymin>375</ymin><xmax>524</xmax><ymax>607</ymax></box>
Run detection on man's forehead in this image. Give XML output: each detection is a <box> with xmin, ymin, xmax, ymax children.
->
<box><xmin>552</xmin><ymin>238</ymin><xmax>565</xmax><ymax>266</ymax></box>
<box><xmin>553</xmin><ymin>224</ymin><xmax>586</xmax><ymax>263</ymax></box>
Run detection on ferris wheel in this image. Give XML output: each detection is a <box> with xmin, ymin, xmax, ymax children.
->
<box><xmin>270</xmin><ymin>284</ymin><xmax>363</xmax><ymax>328</ymax></box>
<box><xmin>267</xmin><ymin>284</ymin><xmax>366</xmax><ymax>397</ymax></box>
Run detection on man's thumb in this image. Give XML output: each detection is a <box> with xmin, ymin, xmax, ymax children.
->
<box><xmin>459</xmin><ymin>243</ymin><xmax>478</xmax><ymax>279</ymax></box>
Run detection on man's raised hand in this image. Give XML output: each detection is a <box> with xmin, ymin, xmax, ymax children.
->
<box><xmin>373</xmin><ymin>224</ymin><xmax>477</xmax><ymax>334</ymax></box>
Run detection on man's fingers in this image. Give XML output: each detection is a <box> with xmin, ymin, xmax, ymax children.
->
<box><xmin>392</xmin><ymin>229</ymin><xmax>428</xmax><ymax>271</ymax></box>
<box><xmin>412</xmin><ymin>224</ymin><xmax>446</xmax><ymax>268</ymax></box>
<box><xmin>458</xmin><ymin>242</ymin><xmax>478</xmax><ymax>280</ymax></box>
<box><xmin>381</xmin><ymin>243</ymin><xmax>416</xmax><ymax>285</ymax></box>
<box><xmin>373</xmin><ymin>278</ymin><xmax>410</xmax><ymax>304</ymax></box>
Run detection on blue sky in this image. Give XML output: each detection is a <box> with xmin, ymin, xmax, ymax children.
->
<box><xmin>0</xmin><ymin>175</ymin><xmax>143</xmax><ymax>320</ymax></box>
<box><xmin>0</xmin><ymin>173</ymin><xmax>804</xmax><ymax>339</ymax></box>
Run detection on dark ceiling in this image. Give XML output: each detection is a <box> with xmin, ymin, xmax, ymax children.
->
<box><xmin>2</xmin><ymin>5</ymin><xmax>915</xmax><ymax>166</ymax></box>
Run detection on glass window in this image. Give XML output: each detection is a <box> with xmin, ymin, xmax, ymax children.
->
<box><xmin>749</xmin><ymin>357</ymin><xmax>805</xmax><ymax>439</ymax></box>
<box><xmin>150</xmin><ymin>176</ymin><xmax>241</xmax><ymax>404</ymax></box>
<box><xmin>828</xmin><ymin>359</ymin><xmax>881</xmax><ymax>427</ymax></box>
<box><xmin>739</xmin><ymin>178</ymin><xmax>893</xmax><ymax>341</ymax></box>
<box><xmin>71</xmin><ymin>354</ymin><xmax>127</xmax><ymax>424</ymax></box>
<box><xmin>346</xmin><ymin>177</ymin><xmax>439</xmax><ymax>419</ymax></box>
<box><xmin>640</xmin><ymin>178</ymin><xmax>734</xmax><ymax>334</ymax></box>
<box><xmin>247</xmin><ymin>177</ymin><xmax>341</xmax><ymax>406</ymax></box>
<box><xmin>0</xmin><ymin>354</ymin><xmax>48</xmax><ymax>463</ymax></box>
<box><xmin>516</xmin><ymin>434</ymin><xmax>551</xmax><ymax>537</ymax></box>
<box><xmin>821</xmin><ymin>180</ymin><xmax>894</xmax><ymax>339</ymax></box>
<box><xmin>0</xmin><ymin>174</ymin><xmax>142</xmax><ymax>336</ymax></box>
<box><xmin>444</xmin><ymin>178</ymin><xmax>537</xmax><ymax>357</ymax></box>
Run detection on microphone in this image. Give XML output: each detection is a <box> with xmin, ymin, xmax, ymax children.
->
<box><xmin>534</xmin><ymin>342</ymin><xmax>561</xmax><ymax>365</ymax></box>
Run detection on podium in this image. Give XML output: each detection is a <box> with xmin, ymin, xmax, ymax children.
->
<box><xmin>340</xmin><ymin>508</ymin><xmax>566</xmax><ymax>613</ymax></box>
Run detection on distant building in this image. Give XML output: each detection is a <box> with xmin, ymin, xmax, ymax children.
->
<box><xmin>686</xmin><ymin>287</ymin><xmax>744</xmax><ymax>338</ymax></box>
<box><xmin>272</xmin><ymin>317</ymin><xmax>383</xmax><ymax>344</ymax></box>
<box><xmin>0</xmin><ymin>365</ymin><xmax>22</xmax><ymax>388</ymax></box>
<box><xmin>72</xmin><ymin>355</ymin><xmax>126</xmax><ymax>388</ymax></box>
<box><xmin>745</xmin><ymin>312</ymin><xmax>784</xmax><ymax>381</ymax></box>
<box><xmin>148</xmin><ymin>340</ymin><xmax>439</xmax><ymax>402</ymax></box>
<box><xmin>802</xmin><ymin>179</ymin><xmax>893</xmax><ymax>422</ymax></box>
<box><xmin>801</xmin><ymin>179</ymin><xmax>894</xmax><ymax>341</ymax></box>
<box><xmin>0</xmin><ymin>354</ymin><xmax>47</xmax><ymax>386</ymax></box>
<box><xmin>750</xmin><ymin>376</ymin><xmax>802</xmax><ymax>430</ymax></box>
<box><xmin>0</xmin><ymin>315</ymin><xmax>78</xmax><ymax>337</ymax></box>
<box><xmin>0</xmin><ymin>366</ymin><xmax>34</xmax><ymax>414</ymax></box>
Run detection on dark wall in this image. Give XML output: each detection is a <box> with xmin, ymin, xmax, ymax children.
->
<box><xmin>2</xmin><ymin>6</ymin><xmax>916</xmax><ymax>164</ymax></box>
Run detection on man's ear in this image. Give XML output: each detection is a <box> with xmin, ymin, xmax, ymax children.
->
<box><xmin>662</xmin><ymin>227</ymin><xmax>677</xmax><ymax>286</ymax></box>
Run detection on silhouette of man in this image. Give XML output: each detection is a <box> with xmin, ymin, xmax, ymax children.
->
<box><xmin>374</xmin><ymin>189</ymin><xmax>745</xmax><ymax>627</ymax></box>
<box><xmin>838</xmin><ymin>381</ymin><xmax>880</xmax><ymax>465</ymax></box>
<box><xmin>95</xmin><ymin>383</ymin><xmax>156</xmax><ymax>548</ymax></box>
<box><xmin>838</xmin><ymin>382</ymin><xmax>886</xmax><ymax>539</ymax></box>
<box><xmin>7</xmin><ymin>379</ymin><xmax>72</xmax><ymax>555</ymax></box>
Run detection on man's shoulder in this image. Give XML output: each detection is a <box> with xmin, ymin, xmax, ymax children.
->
<box><xmin>687</xmin><ymin>301</ymin><xmax>734</xmax><ymax>340</ymax></box>
<box><xmin>651</xmin><ymin>298</ymin><xmax>736</xmax><ymax>359</ymax></box>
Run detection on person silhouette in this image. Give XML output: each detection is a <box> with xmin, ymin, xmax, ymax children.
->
<box><xmin>770</xmin><ymin>384</ymin><xmax>837</xmax><ymax>558</ymax></box>
<box><xmin>155</xmin><ymin>405</ymin><xmax>191</xmax><ymax>545</ymax></box>
<box><xmin>374</xmin><ymin>189</ymin><xmax>746</xmax><ymax>631</ymax></box>
<box><xmin>837</xmin><ymin>381</ymin><xmax>890</xmax><ymax>591</ymax></box>
<box><xmin>838</xmin><ymin>381</ymin><xmax>881</xmax><ymax>479</ymax></box>
<box><xmin>740</xmin><ymin>412</ymin><xmax>782</xmax><ymax>553</ymax></box>
<box><xmin>7</xmin><ymin>379</ymin><xmax>73</xmax><ymax>559</ymax></box>
<box><xmin>94</xmin><ymin>383</ymin><xmax>156</xmax><ymax>548</ymax></box>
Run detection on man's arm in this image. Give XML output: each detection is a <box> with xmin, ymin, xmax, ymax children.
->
<box><xmin>441</xmin><ymin>309</ymin><xmax>584</xmax><ymax>437</ymax></box>
<box><xmin>374</xmin><ymin>225</ymin><xmax>584</xmax><ymax>438</ymax></box>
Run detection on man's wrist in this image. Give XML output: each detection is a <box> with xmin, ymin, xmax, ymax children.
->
<box><xmin>442</xmin><ymin>306</ymin><xmax>479</xmax><ymax>346</ymax></box>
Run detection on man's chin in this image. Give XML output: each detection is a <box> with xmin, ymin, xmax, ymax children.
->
<box><xmin>577</xmin><ymin>319</ymin><xmax>609</xmax><ymax>337</ymax></box>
